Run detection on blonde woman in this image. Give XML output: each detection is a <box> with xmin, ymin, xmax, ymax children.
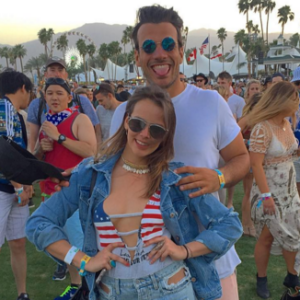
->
<box><xmin>248</xmin><ymin>81</ymin><xmax>300</xmax><ymax>298</ymax></box>
<box><xmin>238</xmin><ymin>93</ymin><xmax>263</xmax><ymax>236</ymax></box>
<box><xmin>244</xmin><ymin>79</ymin><xmax>261</xmax><ymax>103</ymax></box>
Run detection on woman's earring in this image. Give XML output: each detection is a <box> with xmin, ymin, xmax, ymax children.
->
<box><xmin>126</xmin><ymin>129</ymin><xmax>128</xmax><ymax>135</ymax></box>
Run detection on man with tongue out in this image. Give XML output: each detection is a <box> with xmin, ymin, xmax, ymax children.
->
<box><xmin>116</xmin><ymin>5</ymin><xmax>249</xmax><ymax>300</ymax></box>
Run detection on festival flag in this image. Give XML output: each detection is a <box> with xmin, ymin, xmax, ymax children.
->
<box><xmin>210</xmin><ymin>48</ymin><xmax>222</xmax><ymax>60</ymax></box>
<box><xmin>199</xmin><ymin>37</ymin><xmax>209</xmax><ymax>55</ymax></box>
<box><xmin>187</xmin><ymin>48</ymin><xmax>197</xmax><ymax>62</ymax></box>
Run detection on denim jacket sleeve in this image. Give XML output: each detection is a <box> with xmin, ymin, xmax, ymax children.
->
<box><xmin>25</xmin><ymin>163</ymin><xmax>84</xmax><ymax>262</ymax></box>
<box><xmin>189</xmin><ymin>192</ymin><xmax>243</xmax><ymax>263</ymax></box>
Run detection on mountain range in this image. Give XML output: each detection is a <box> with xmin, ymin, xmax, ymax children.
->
<box><xmin>0</xmin><ymin>22</ymin><xmax>293</xmax><ymax>69</ymax></box>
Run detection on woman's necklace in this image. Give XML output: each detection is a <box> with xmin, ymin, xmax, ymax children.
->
<box><xmin>121</xmin><ymin>157</ymin><xmax>150</xmax><ymax>174</ymax></box>
<box><xmin>270</xmin><ymin>119</ymin><xmax>286</xmax><ymax>131</ymax></box>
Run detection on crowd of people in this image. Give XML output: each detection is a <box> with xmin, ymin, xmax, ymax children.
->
<box><xmin>1</xmin><ymin>4</ymin><xmax>300</xmax><ymax>300</ymax></box>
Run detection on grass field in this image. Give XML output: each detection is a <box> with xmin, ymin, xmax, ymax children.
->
<box><xmin>0</xmin><ymin>183</ymin><xmax>289</xmax><ymax>300</ymax></box>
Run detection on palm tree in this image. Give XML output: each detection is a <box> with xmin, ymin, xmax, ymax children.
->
<box><xmin>86</xmin><ymin>44</ymin><xmax>96</xmax><ymax>83</ymax></box>
<box><xmin>76</xmin><ymin>39</ymin><xmax>88</xmax><ymax>83</ymax></box>
<box><xmin>38</xmin><ymin>28</ymin><xmax>55</xmax><ymax>58</ymax></box>
<box><xmin>24</xmin><ymin>61</ymin><xmax>34</xmax><ymax>82</ymax></box>
<box><xmin>264</xmin><ymin>0</ymin><xmax>276</xmax><ymax>45</ymax></box>
<box><xmin>99</xmin><ymin>43</ymin><xmax>110</xmax><ymax>78</ymax></box>
<box><xmin>8</xmin><ymin>48</ymin><xmax>17</xmax><ymax>70</ymax></box>
<box><xmin>217</xmin><ymin>27</ymin><xmax>227</xmax><ymax>70</ymax></box>
<box><xmin>56</xmin><ymin>34</ymin><xmax>68</xmax><ymax>59</ymax></box>
<box><xmin>289</xmin><ymin>33</ymin><xmax>300</xmax><ymax>47</ymax></box>
<box><xmin>238</xmin><ymin>0</ymin><xmax>252</xmax><ymax>33</ymax></box>
<box><xmin>251</xmin><ymin>0</ymin><xmax>264</xmax><ymax>41</ymax></box>
<box><xmin>234</xmin><ymin>29</ymin><xmax>247</xmax><ymax>46</ymax></box>
<box><xmin>107</xmin><ymin>41</ymin><xmax>122</xmax><ymax>80</ymax></box>
<box><xmin>13</xmin><ymin>44</ymin><xmax>27</xmax><ymax>73</ymax></box>
<box><xmin>278</xmin><ymin>6</ymin><xmax>295</xmax><ymax>36</ymax></box>
<box><xmin>0</xmin><ymin>47</ymin><xmax>10</xmax><ymax>68</ymax></box>
<box><xmin>253</xmin><ymin>24</ymin><xmax>261</xmax><ymax>35</ymax></box>
<box><xmin>28</xmin><ymin>56</ymin><xmax>44</xmax><ymax>81</ymax></box>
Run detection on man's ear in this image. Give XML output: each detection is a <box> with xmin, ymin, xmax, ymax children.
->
<box><xmin>134</xmin><ymin>49</ymin><xmax>141</xmax><ymax>67</ymax></box>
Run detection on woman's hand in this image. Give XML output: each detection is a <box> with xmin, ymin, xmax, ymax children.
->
<box><xmin>40</xmin><ymin>138</ymin><xmax>54</xmax><ymax>152</ymax></box>
<box><xmin>144</xmin><ymin>237</ymin><xmax>187</xmax><ymax>264</ymax></box>
<box><xmin>85</xmin><ymin>242</ymin><xmax>129</xmax><ymax>273</ymax></box>
<box><xmin>262</xmin><ymin>196</ymin><xmax>276</xmax><ymax>215</ymax></box>
<box><xmin>41</xmin><ymin>121</ymin><xmax>60</xmax><ymax>141</ymax></box>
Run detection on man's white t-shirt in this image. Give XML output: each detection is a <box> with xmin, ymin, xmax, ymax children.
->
<box><xmin>228</xmin><ymin>94</ymin><xmax>245</xmax><ymax>120</ymax></box>
<box><xmin>110</xmin><ymin>84</ymin><xmax>241</xmax><ymax>279</ymax></box>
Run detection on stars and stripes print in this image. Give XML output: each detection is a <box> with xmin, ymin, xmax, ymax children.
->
<box><xmin>94</xmin><ymin>191</ymin><xmax>164</xmax><ymax>249</ymax></box>
<box><xmin>200</xmin><ymin>36</ymin><xmax>209</xmax><ymax>55</ymax></box>
<box><xmin>46</xmin><ymin>108</ymin><xmax>73</xmax><ymax>126</ymax></box>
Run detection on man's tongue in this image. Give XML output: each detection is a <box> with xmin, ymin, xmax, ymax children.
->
<box><xmin>153</xmin><ymin>65</ymin><xmax>169</xmax><ymax>76</ymax></box>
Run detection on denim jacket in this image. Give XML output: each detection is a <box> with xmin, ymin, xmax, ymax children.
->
<box><xmin>26</xmin><ymin>153</ymin><xmax>242</xmax><ymax>300</ymax></box>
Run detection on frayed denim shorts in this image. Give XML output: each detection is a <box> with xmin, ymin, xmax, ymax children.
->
<box><xmin>96</xmin><ymin>260</ymin><xmax>196</xmax><ymax>300</ymax></box>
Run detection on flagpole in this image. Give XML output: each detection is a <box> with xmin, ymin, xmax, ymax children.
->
<box><xmin>196</xmin><ymin>48</ymin><xmax>198</xmax><ymax>74</ymax></box>
<box><xmin>208</xmin><ymin>33</ymin><xmax>211</xmax><ymax>76</ymax></box>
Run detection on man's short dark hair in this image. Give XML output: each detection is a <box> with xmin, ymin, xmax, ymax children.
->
<box><xmin>272</xmin><ymin>72</ymin><xmax>285</xmax><ymax>80</ymax></box>
<box><xmin>94</xmin><ymin>82</ymin><xmax>115</xmax><ymax>97</ymax></box>
<box><xmin>217</xmin><ymin>71</ymin><xmax>232</xmax><ymax>82</ymax></box>
<box><xmin>0</xmin><ymin>70</ymin><xmax>32</xmax><ymax>97</ymax></box>
<box><xmin>132</xmin><ymin>5</ymin><xmax>184</xmax><ymax>51</ymax></box>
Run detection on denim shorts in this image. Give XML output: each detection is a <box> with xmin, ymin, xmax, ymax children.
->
<box><xmin>96</xmin><ymin>260</ymin><xmax>196</xmax><ymax>300</ymax></box>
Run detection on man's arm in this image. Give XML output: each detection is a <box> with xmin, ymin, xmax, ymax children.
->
<box><xmin>175</xmin><ymin>133</ymin><xmax>249</xmax><ymax>197</ymax></box>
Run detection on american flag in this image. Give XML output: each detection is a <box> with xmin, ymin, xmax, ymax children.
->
<box><xmin>200</xmin><ymin>37</ymin><xmax>209</xmax><ymax>55</ymax></box>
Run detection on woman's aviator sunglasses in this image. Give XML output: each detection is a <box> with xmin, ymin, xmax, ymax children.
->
<box><xmin>141</xmin><ymin>37</ymin><xmax>176</xmax><ymax>54</ymax></box>
<box><xmin>128</xmin><ymin>116</ymin><xmax>168</xmax><ymax>140</ymax></box>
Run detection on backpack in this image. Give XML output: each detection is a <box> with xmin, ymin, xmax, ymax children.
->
<box><xmin>37</xmin><ymin>93</ymin><xmax>84</xmax><ymax>126</ymax></box>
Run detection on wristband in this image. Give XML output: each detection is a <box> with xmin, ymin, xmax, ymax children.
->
<box><xmin>257</xmin><ymin>192</ymin><xmax>271</xmax><ymax>208</ymax></box>
<box><xmin>14</xmin><ymin>186</ymin><xmax>24</xmax><ymax>195</ymax></box>
<box><xmin>79</xmin><ymin>255</ymin><xmax>91</xmax><ymax>276</ymax></box>
<box><xmin>214</xmin><ymin>169</ymin><xmax>225</xmax><ymax>189</ymax></box>
<box><xmin>64</xmin><ymin>246</ymin><xmax>79</xmax><ymax>265</ymax></box>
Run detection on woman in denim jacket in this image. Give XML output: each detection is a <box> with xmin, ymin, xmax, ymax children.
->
<box><xmin>26</xmin><ymin>85</ymin><xmax>242</xmax><ymax>300</ymax></box>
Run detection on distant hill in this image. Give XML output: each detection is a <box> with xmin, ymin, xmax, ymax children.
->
<box><xmin>0</xmin><ymin>23</ymin><xmax>293</xmax><ymax>70</ymax></box>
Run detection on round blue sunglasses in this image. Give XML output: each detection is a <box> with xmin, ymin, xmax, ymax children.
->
<box><xmin>141</xmin><ymin>37</ymin><xmax>176</xmax><ymax>54</ymax></box>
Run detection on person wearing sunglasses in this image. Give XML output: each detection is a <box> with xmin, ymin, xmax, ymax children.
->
<box><xmin>26</xmin><ymin>85</ymin><xmax>242</xmax><ymax>300</ymax></box>
<box><xmin>55</xmin><ymin>6</ymin><xmax>249</xmax><ymax>299</ymax></box>
<box><xmin>193</xmin><ymin>73</ymin><xmax>208</xmax><ymax>89</ymax></box>
<box><xmin>37</xmin><ymin>77</ymin><xmax>97</xmax><ymax>300</ymax></box>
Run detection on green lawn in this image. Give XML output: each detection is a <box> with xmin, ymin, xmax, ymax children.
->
<box><xmin>1</xmin><ymin>183</ymin><xmax>288</xmax><ymax>300</ymax></box>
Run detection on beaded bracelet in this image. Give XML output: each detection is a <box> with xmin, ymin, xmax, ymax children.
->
<box><xmin>182</xmin><ymin>244</ymin><xmax>189</xmax><ymax>259</ymax></box>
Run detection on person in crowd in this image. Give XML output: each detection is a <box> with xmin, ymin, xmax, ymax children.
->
<box><xmin>37</xmin><ymin>77</ymin><xmax>96</xmax><ymax>300</ymax></box>
<box><xmin>179</xmin><ymin>72</ymin><xmax>186</xmax><ymax>82</ymax></box>
<box><xmin>26</xmin><ymin>57</ymin><xmax>100</xmax><ymax>153</ymax></box>
<box><xmin>27</xmin><ymin>85</ymin><xmax>243</xmax><ymax>300</ymax></box>
<box><xmin>95</xmin><ymin>83</ymin><xmax>120</xmax><ymax>143</ymax></box>
<box><xmin>108</xmin><ymin>5</ymin><xmax>249</xmax><ymax>299</ymax></box>
<box><xmin>74</xmin><ymin>87</ymin><xmax>89</xmax><ymax>98</ymax></box>
<box><xmin>238</xmin><ymin>93</ymin><xmax>263</xmax><ymax>237</ymax></box>
<box><xmin>271</xmin><ymin>72</ymin><xmax>285</xmax><ymax>84</ymax></box>
<box><xmin>55</xmin><ymin>6</ymin><xmax>249</xmax><ymax>299</ymax></box>
<box><xmin>0</xmin><ymin>70</ymin><xmax>33</xmax><ymax>300</ymax></box>
<box><xmin>291</xmin><ymin>67</ymin><xmax>300</xmax><ymax>195</ymax></box>
<box><xmin>248</xmin><ymin>81</ymin><xmax>300</xmax><ymax>298</ymax></box>
<box><xmin>193</xmin><ymin>73</ymin><xmax>208</xmax><ymax>89</ymax></box>
<box><xmin>244</xmin><ymin>79</ymin><xmax>261</xmax><ymax>103</ymax></box>
<box><xmin>262</xmin><ymin>76</ymin><xmax>272</xmax><ymax>92</ymax></box>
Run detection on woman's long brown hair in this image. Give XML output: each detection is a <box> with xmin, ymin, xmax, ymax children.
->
<box><xmin>95</xmin><ymin>85</ymin><xmax>176</xmax><ymax>198</ymax></box>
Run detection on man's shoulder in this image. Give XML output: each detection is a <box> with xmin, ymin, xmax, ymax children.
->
<box><xmin>229</xmin><ymin>93</ymin><xmax>245</xmax><ymax>103</ymax></box>
<box><xmin>28</xmin><ymin>97</ymin><xmax>42</xmax><ymax>110</ymax></box>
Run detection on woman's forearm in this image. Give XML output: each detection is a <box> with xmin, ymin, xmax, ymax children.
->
<box><xmin>252</xmin><ymin>164</ymin><xmax>270</xmax><ymax>193</ymax></box>
<box><xmin>46</xmin><ymin>240</ymin><xmax>85</xmax><ymax>269</ymax></box>
<box><xmin>186</xmin><ymin>241</ymin><xmax>211</xmax><ymax>258</ymax></box>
